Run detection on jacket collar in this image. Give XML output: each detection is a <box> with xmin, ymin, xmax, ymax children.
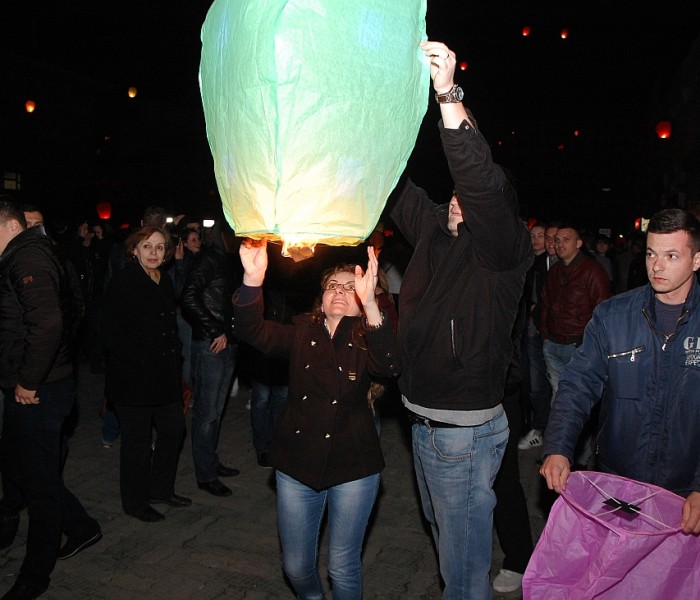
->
<box><xmin>643</xmin><ymin>276</ymin><xmax>700</xmax><ymax>322</ymax></box>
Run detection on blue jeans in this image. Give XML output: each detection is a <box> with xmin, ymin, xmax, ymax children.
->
<box><xmin>1</xmin><ymin>378</ymin><xmax>96</xmax><ymax>589</ymax></box>
<box><xmin>412</xmin><ymin>410</ymin><xmax>508</xmax><ymax>600</ymax></box>
<box><xmin>191</xmin><ymin>340</ymin><xmax>236</xmax><ymax>483</ymax></box>
<box><xmin>250</xmin><ymin>381</ymin><xmax>288</xmax><ymax>454</ymax></box>
<box><xmin>526</xmin><ymin>324</ymin><xmax>551</xmax><ymax>431</ymax></box>
<box><xmin>542</xmin><ymin>340</ymin><xmax>577</xmax><ymax>401</ymax></box>
<box><xmin>276</xmin><ymin>470</ymin><xmax>380</xmax><ymax>600</ymax></box>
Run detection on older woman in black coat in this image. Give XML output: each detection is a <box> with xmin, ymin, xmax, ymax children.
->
<box><xmin>102</xmin><ymin>226</ymin><xmax>190</xmax><ymax>522</ymax></box>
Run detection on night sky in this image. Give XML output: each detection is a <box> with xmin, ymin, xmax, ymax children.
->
<box><xmin>3</xmin><ymin>1</ymin><xmax>699</xmax><ymax>231</ymax></box>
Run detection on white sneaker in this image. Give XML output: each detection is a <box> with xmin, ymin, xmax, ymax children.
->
<box><xmin>492</xmin><ymin>569</ymin><xmax>523</xmax><ymax>593</ymax></box>
<box><xmin>518</xmin><ymin>428</ymin><xmax>543</xmax><ymax>450</ymax></box>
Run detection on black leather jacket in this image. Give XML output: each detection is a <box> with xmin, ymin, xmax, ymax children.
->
<box><xmin>181</xmin><ymin>244</ymin><xmax>238</xmax><ymax>342</ymax></box>
<box><xmin>0</xmin><ymin>227</ymin><xmax>74</xmax><ymax>389</ymax></box>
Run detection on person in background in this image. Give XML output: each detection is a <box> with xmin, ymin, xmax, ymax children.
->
<box><xmin>0</xmin><ymin>198</ymin><xmax>101</xmax><ymax>600</ymax></box>
<box><xmin>102</xmin><ymin>226</ymin><xmax>190</xmax><ymax>523</ymax></box>
<box><xmin>234</xmin><ymin>239</ymin><xmax>398</xmax><ymax>599</ymax></box>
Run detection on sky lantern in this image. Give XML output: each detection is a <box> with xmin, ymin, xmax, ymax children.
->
<box><xmin>127</xmin><ymin>87</ymin><xmax>138</xmax><ymax>98</ymax></box>
<box><xmin>96</xmin><ymin>202</ymin><xmax>112</xmax><ymax>220</ymax></box>
<box><xmin>522</xmin><ymin>26</ymin><xmax>531</xmax><ymax>37</ymax></box>
<box><xmin>199</xmin><ymin>0</ymin><xmax>429</xmax><ymax>257</ymax></box>
<box><xmin>25</xmin><ymin>100</ymin><xmax>36</xmax><ymax>113</ymax></box>
<box><xmin>459</xmin><ymin>61</ymin><xmax>468</xmax><ymax>71</ymax></box>
<box><xmin>655</xmin><ymin>120</ymin><xmax>672</xmax><ymax>139</ymax></box>
<box><xmin>560</xmin><ymin>28</ymin><xmax>569</xmax><ymax>39</ymax></box>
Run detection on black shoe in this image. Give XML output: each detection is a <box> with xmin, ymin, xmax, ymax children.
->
<box><xmin>197</xmin><ymin>479</ymin><xmax>232</xmax><ymax>497</ymax></box>
<box><xmin>0</xmin><ymin>513</ymin><xmax>19</xmax><ymax>550</ymax></box>
<box><xmin>148</xmin><ymin>494</ymin><xmax>192</xmax><ymax>507</ymax></box>
<box><xmin>57</xmin><ymin>527</ymin><xmax>102</xmax><ymax>560</ymax></box>
<box><xmin>124</xmin><ymin>505</ymin><xmax>165</xmax><ymax>522</ymax></box>
<box><xmin>216</xmin><ymin>464</ymin><xmax>240</xmax><ymax>477</ymax></box>
<box><xmin>257</xmin><ymin>452</ymin><xmax>273</xmax><ymax>469</ymax></box>
<box><xmin>1</xmin><ymin>582</ymin><xmax>48</xmax><ymax>600</ymax></box>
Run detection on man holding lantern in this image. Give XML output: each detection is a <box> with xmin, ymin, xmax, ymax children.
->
<box><xmin>390</xmin><ymin>41</ymin><xmax>533</xmax><ymax>598</ymax></box>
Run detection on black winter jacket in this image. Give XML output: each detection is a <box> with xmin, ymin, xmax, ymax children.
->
<box><xmin>102</xmin><ymin>262</ymin><xmax>181</xmax><ymax>407</ymax></box>
<box><xmin>233</xmin><ymin>289</ymin><xmax>399</xmax><ymax>490</ymax></box>
<box><xmin>181</xmin><ymin>245</ymin><xmax>238</xmax><ymax>342</ymax></box>
<box><xmin>0</xmin><ymin>227</ymin><xmax>73</xmax><ymax>389</ymax></box>
<box><xmin>391</xmin><ymin>117</ymin><xmax>533</xmax><ymax>411</ymax></box>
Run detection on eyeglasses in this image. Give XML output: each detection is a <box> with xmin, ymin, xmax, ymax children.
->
<box><xmin>324</xmin><ymin>281</ymin><xmax>356</xmax><ymax>292</ymax></box>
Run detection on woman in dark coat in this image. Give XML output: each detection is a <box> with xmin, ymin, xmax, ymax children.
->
<box><xmin>234</xmin><ymin>239</ymin><xmax>399</xmax><ymax>600</ymax></box>
<box><xmin>102</xmin><ymin>226</ymin><xmax>190</xmax><ymax>522</ymax></box>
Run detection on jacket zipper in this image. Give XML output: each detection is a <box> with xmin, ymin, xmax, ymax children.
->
<box><xmin>607</xmin><ymin>346</ymin><xmax>645</xmax><ymax>361</ymax></box>
<box><xmin>642</xmin><ymin>307</ymin><xmax>688</xmax><ymax>351</ymax></box>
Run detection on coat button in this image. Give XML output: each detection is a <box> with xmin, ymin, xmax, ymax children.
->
<box><xmin>331</xmin><ymin>399</ymin><xmax>337</xmax><ymax>405</ymax></box>
<box><xmin>295</xmin><ymin>429</ymin><xmax>301</xmax><ymax>434</ymax></box>
<box><xmin>302</xmin><ymin>395</ymin><xmax>308</xmax><ymax>401</ymax></box>
<box><xmin>304</xmin><ymin>364</ymin><xmax>310</xmax><ymax>370</ymax></box>
<box><xmin>338</xmin><ymin>366</ymin><xmax>343</xmax><ymax>372</ymax></box>
<box><xmin>385</xmin><ymin>352</ymin><xmax>392</xmax><ymax>358</ymax></box>
<box><xmin>348</xmin><ymin>342</ymin><xmax>353</xmax><ymax>347</ymax></box>
<box><xmin>311</xmin><ymin>340</ymin><xmax>317</xmax><ymax>346</ymax></box>
<box><xmin>324</xmin><ymin>433</ymin><xmax>331</xmax><ymax>439</ymax></box>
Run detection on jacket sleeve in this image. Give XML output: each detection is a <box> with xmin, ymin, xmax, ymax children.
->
<box><xmin>543</xmin><ymin>308</ymin><xmax>609</xmax><ymax>462</ymax></box>
<box><xmin>389</xmin><ymin>177</ymin><xmax>438</xmax><ymax>248</ymax></box>
<box><xmin>440</xmin><ymin>117</ymin><xmax>533</xmax><ymax>272</ymax></box>
<box><xmin>12</xmin><ymin>249</ymin><xmax>63</xmax><ymax>390</ymax></box>
<box><xmin>364</xmin><ymin>317</ymin><xmax>400</xmax><ymax>379</ymax></box>
<box><xmin>587</xmin><ymin>261</ymin><xmax>611</xmax><ymax>310</ymax></box>
<box><xmin>232</xmin><ymin>288</ymin><xmax>295</xmax><ymax>358</ymax></box>
<box><xmin>181</xmin><ymin>253</ymin><xmax>224</xmax><ymax>339</ymax></box>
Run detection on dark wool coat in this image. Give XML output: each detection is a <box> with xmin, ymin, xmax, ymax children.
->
<box><xmin>233</xmin><ymin>290</ymin><xmax>399</xmax><ymax>491</ymax></box>
<box><xmin>103</xmin><ymin>262</ymin><xmax>181</xmax><ymax>406</ymax></box>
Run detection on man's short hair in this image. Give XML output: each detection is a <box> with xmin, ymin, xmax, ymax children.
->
<box><xmin>0</xmin><ymin>198</ymin><xmax>28</xmax><ymax>229</ymax></box>
<box><xmin>142</xmin><ymin>205</ymin><xmax>168</xmax><ymax>227</ymax></box>
<box><xmin>555</xmin><ymin>223</ymin><xmax>580</xmax><ymax>238</ymax></box>
<box><xmin>648</xmin><ymin>208</ymin><xmax>700</xmax><ymax>251</ymax></box>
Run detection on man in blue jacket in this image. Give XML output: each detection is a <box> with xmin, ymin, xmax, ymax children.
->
<box><xmin>541</xmin><ymin>208</ymin><xmax>700</xmax><ymax>535</ymax></box>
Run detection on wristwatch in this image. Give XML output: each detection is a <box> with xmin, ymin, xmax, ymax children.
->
<box><xmin>435</xmin><ymin>84</ymin><xmax>464</xmax><ymax>104</ymax></box>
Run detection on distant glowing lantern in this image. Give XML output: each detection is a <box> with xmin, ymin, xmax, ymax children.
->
<box><xmin>560</xmin><ymin>28</ymin><xmax>569</xmax><ymax>39</ymax></box>
<box><xmin>127</xmin><ymin>87</ymin><xmax>138</xmax><ymax>98</ymax></box>
<box><xmin>96</xmin><ymin>202</ymin><xmax>112</xmax><ymax>220</ymax></box>
<box><xmin>459</xmin><ymin>61</ymin><xmax>468</xmax><ymax>71</ymax></box>
<box><xmin>522</xmin><ymin>26</ymin><xmax>531</xmax><ymax>37</ymax></box>
<box><xmin>25</xmin><ymin>100</ymin><xmax>36</xmax><ymax>113</ymax></box>
<box><xmin>655</xmin><ymin>120</ymin><xmax>672</xmax><ymax>139</ymax></box>
<box><xmin>557</xmin><ymin>143</ymin><xmax>565</xmax><ymax>151</ymax></box>
<box><xmin>199</xmin><ymin>0</ymin><xmax>429</xmax><ymax>257</ymax></box>
<box><xmin>574</xmin><ymin>129</ymin><xmax>580</xmax><ymax>137</ymax></box>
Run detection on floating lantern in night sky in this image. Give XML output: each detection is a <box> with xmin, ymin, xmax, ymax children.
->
<box><xmin>199</xmin><ymin>0</ymin><xmax>429</xmax><ymax>256</ymax></box>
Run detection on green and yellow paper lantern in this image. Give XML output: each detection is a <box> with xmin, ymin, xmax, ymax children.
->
<box><xmin>199</xmin><ymin>0</ymin><xmax>428</xmax><ymax>255</ymax></box>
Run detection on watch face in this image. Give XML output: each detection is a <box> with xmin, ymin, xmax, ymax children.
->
<box><xmin>453</xmin><ymin>86</ymin><xmax>464</xmax><ymax>101</ymax></box>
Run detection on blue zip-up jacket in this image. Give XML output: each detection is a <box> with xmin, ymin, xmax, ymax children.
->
<box><xmin>544</xmin><ymin>280</ymin><xmax>700</xmax><ymax>497</ymax></box>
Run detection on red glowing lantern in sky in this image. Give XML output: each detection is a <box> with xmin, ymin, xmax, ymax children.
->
<box><xmin>560</xmin><ymin>28</ymin><xmax>569</xmax><ymax>39</ymax></box>
<box><xmin>655</xmin><ymin>120</ymin><xmax>672</xmax><ymax>139</ymax></box>
<box><xmin>522</xmin><ymin>26</ymin><xmax>531</xmax><ymax>37</ymax></box>
<box><xmin>96</xmin><ymin>202</ymin><xmax>112</xmax><ymax>220</ymax></box>
<box><xmin>459</xmin><ymin>61</ymin><xmax>468</xmax><ymax>71</ymax></box>
<box><xmin>25</xmin><ymin>100</ymin><xmax>36</xmax><ymax>113</ymax></box>
<box><xmin>127</xmin><ymin>87</ymin><xmax>138</xmax><ymax>98</ymax></box>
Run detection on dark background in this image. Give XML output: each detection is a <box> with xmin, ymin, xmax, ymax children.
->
<box><xmin>1</xmin><ymin>1</ymin><xmax>698</xmax><ymax>233</ymax></box>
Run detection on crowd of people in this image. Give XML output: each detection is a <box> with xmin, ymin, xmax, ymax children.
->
<box><xmin>0</xmin><ymin>37</ymin><xmax>699</xmax><ymax>600</ymax></box>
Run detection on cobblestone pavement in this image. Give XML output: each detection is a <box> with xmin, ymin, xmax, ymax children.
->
<box><xmin>0</xmin><ymin>364</ymin><xmax>551</xmax><ymax>599</ymax></box>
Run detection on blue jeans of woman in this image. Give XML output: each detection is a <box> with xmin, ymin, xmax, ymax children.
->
<box><xmin>190</xmin><ymin>340</ymin><xmax>236</xmax><ymax>483</ymax></box>
<box><xmin>412</xmin><ymin>410</ymin><xmax>509</xmax><ymax>600</ymax></box>
<box><xmin>276</xmin><ymin>470</ymin><xmax>380</xmax><ymax>600</ymax></box>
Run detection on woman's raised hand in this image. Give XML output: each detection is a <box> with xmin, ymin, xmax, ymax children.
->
<box><xmin>354</xmin><ymin>246</ymin><xmax>379</xmax><ymax>309</ymax></box>
<box><xmin>239</xmin><ymin>238</ymin><xmax>268</xmax><ymax>286</ymax></box>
